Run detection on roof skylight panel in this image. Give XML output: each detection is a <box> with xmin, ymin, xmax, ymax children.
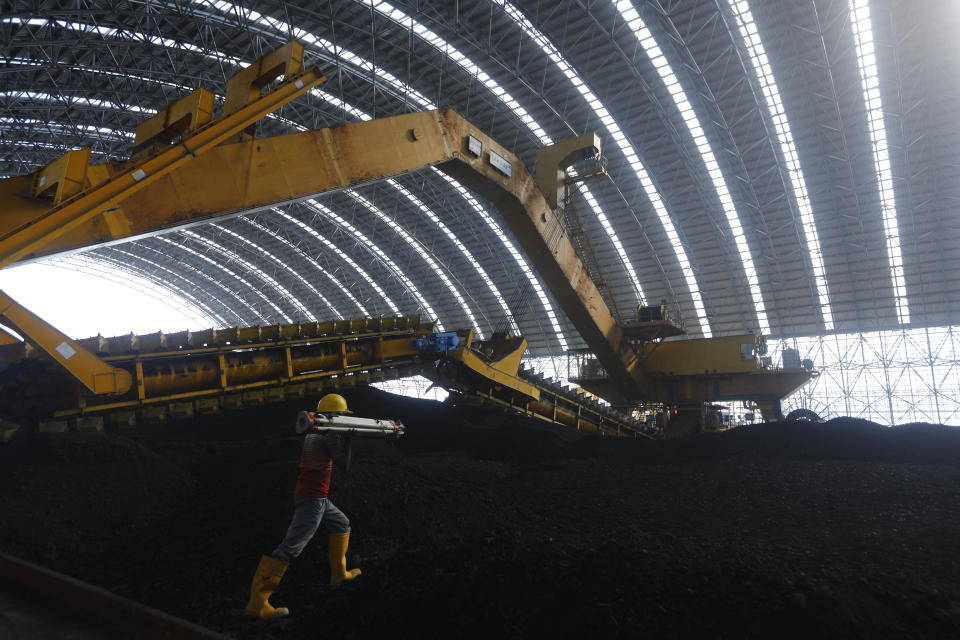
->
<box><xmin>315</xmin><ymin>89</ymin><xmax>373</xmax><ymax>122</ymax></box>
<box><xmin>0</xmin><ymin>117</ymin><xmax>134</xmax><ymax>141</ymax></box>
<box><xmin>207</xmin><ymin>223</ymin><xmax>326</xmax><ymax>322</ymax></box>
<box><xmin>0</xmin><ymin>138</ymin><xmax>108</xmax><ymax>158</ymax></box>
<box><xmin>0</xmin><ymin>91</ymin><xmax>157</xmax><ymax>115</ymax></box>
<box><xmin>309</xmin><ymin>198</ymin><xmax>442</xmax><ymax>328</ymax></box>
<box><xmin>613</xmin><ymin>0</ymin><xmax>770</xmax><ymax>335</ymax></box>
<box><xmin>387</xmin><ymin>178</ymin><xmax>520</xmax><ymax>336</ymax></box>
<box><xmin>486</xmin><ymin>0</ymin><xmax>712</xmax><ymax>335</ymax></box>
<box><xmin>2</xmin><ymin>17</ymin><xmax>237</xmax><ymax>63</ymax></box>
<box><xmin>238</xmin><ymin>218</ymin><xmax>352</xmax><ymax>319</ymax></box>
<box><xmin>180</xmin><ymin>230</ymin><xmax>302</xmax><ymax>322</ymax></box>
<box><xmin>112</xmin><ymin>246</ymin><xmax>252</xmax><ymax>325</ymax></box>
<box><xmin>155</xmin><ymin>236</ymin><xmax>275</xmax><ymax>323</ymax></box>
<box><xmin>279</xmin><ymin>208</ymin><xmax>402</xmax><ymax>316</ymax></box>
<box><xmin>849</xmin><ymin>0</ymin><xmax>909</xmax><ymax>324</ymax></box>
<box><xmin>431</xmin><ymin>168</ymin><xmax>569</xmax><ymax>350</ymax></box>
<box><xmin>265</xmin><ymin>210</ymin><xmax>383</xmax><ymax>316</ymax></box>
<box><xmin>727</xmin><ymin>1</ymin><xmax>834</xmax><ymax>330</ymax></box>
<box><xmin>86</xmin><ymin>250</ymin><xmax>230</xmax><ymax>327</ymax></box>
<box><xmin>349</xmin><ymin>190</ymin><xmax>479</xmax><ymax>335</ymax></box>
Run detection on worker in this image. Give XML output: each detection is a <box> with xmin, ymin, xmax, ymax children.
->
<box><xmin>245</xmin><ymin>393</ymin><xmax>361</xmax><ymax>619</ymax></box>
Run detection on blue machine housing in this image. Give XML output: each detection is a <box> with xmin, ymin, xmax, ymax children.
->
<box><xmin>412</xmin><ymin>332</ymin><xmax>460</xmax><ymax>352</ymax></box>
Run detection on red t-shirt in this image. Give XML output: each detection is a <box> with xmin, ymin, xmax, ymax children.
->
<box><xmin>294</xmin><ymin>433</ymin><xmax>342</xmax><ymax>499</ymax></box>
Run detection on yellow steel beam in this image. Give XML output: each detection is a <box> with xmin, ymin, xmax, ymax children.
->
<box><xmin>575</xmin><ymin>367</ymin><xmax>811</xmax><ymax>411</ymax></box>
<box><xmin>223</xmin><ymin>41</ymin><xmax>305</xmax><ymax>118</ymax></box>
<box><xmin>31</xmin><ymin>148</ymin><xmax>92</xmax><ymax>205</ymax></box>
<box><xmin>534</xmin><ymin>132</ymin><xmax>602</xmax><ymax>209</ymax></box>
<box><xmin>5</xmin><ymin>95</ymin><xmax>795</xmax><ymax>414</ymax></box>
<box><xmin>442</xmin><ymin>330</ymin><xmax>541</xmax><ymax>400</ymax></box>
<box><xmin>131</xmin><ymin>88</ymin><xmax>216</xmax><ymax>157</ymax></box>
<box><xmin>0</xmin><ymin>325</ymin><xmax>19</xmax><ymax>346</ymax></box>
<box><xmin>0</xmin><ymin>290</ymin><xmax>132</xmax><ymax>395</ymax></box>
<box><xmin>0</xmin><ymin>48</ymin><xmax>655</xmax><ymax>414</ymax></box>
<box><xmin>642</xmin><ymin>334</ymin><xmax>763</xmax><ymax>376</ymax></box>
<box><xmin>0</xmin><ymin>45</ymin><xmax>324</xmax><ymax>268</ymax></box>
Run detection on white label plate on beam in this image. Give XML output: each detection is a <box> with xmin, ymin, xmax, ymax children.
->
<box><xmin>488</xmin><ymin>150</ymin><xmax>512</xmax><ymax>177</ymax></box>
<box><xmin>55</xmin><ymin>341</ymin><xmax>77</xmax><ymax>360</ymax></box>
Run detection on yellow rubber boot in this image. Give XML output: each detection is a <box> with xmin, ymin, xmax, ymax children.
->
<box><xmin>245</xmin><ymin>555</ymin><xmax>290</xmax><ymax>619</ymax></box>
<box><xmin>329</xmin><ymin>532</ymin><xmax>362</xmax><ymax>586</ymax></box>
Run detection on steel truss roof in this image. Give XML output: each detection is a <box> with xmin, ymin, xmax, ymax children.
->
<box><xmin>2</xmin><ymin>0</ymin><xmax>958</xmax><ymax>355</ymax></box>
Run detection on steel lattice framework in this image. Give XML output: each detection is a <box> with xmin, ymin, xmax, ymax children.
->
<box><xmin>2</xmin><ymin>0</ymin><xmax>959</xmax><ymax>423</ymax></box>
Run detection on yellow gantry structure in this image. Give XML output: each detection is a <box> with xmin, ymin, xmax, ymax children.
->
<box><xmin>0</xmin><ymin>39</ymin><xmax>811</xmax><ymax>436</ymax></box>
<box><xmin>0</xmin><ymin>315</ymin><xmax>647</xmax><ymax>438</ymax></box>
<box><xmin>0</xmin><ymin>81</ymin><xmax>650</xmax><ymax>400</ymax></box>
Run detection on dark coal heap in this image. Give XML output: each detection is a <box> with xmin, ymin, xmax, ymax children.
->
<box><xmin>2</xmin><ymin>387</ymin><xmax>959</xmax><ymax>639</ymax></box>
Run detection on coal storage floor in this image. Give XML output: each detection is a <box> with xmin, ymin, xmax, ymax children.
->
<box><xmin>1</xmin><ymin>386</ymin><xmax>959</xmax><ymax>640</ymax></box>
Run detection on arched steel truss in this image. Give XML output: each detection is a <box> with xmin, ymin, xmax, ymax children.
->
<box><xmin>2</xmin><ymin>0</ymin><xmax>959</xmax><ymax>420</ymax></box>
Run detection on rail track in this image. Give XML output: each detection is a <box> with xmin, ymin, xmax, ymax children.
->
<box><xmin>0</xmin><ymin>551</ymin><xmax>234</xmax><ymax>639</ymax></box>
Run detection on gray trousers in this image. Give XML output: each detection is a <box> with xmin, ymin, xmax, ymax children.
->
<box><xmin>271</xmin><ymin>497</ymin><xmax>351</xmax><ymax>563</ymax></box>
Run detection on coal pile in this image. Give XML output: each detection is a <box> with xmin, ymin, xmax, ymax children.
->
<box><xmin>2</xmin><ymin>387</ymin><xmax>960</xmax><ymax>639</ymax></box>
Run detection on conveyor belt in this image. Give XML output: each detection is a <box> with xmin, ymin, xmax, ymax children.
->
<box><xmin>522</xmin><ymin>367</ymin><xmax>656</xmax><ymax>438</ymax></box>
<box><xmin>0</xmin><ymin>316</ymin><xmax>651</xmax><ymax>437</ymax></box>
<box><xmin>458</xmin><ymin>365</ymin><xmax>655</xmax><ymax>439</ymax></box>
<box><xmin>0</xmin><ymin>316</ymin><xmax>430</xmax><ymax>425</ymax></box>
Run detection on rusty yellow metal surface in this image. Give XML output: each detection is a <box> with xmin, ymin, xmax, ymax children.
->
<box><xmin>0</xmin><ymin>316</ymin><xmax>428</xmax><ymax>421</ymax></box>
<box><xmin>32</xmin><ymin>149</ymin><xmax>92</xmax><ymax>205</ymax></box>
<box><xmin>223</xmin><ymin>40</ymin><xmax>304</xmax><ymax>118</ymax></box>
<box><xmin>442</xmin><ymin>331</ymin><xmax>541</xmax><ymax>400</ymax></box>
<box><xmin>642</xmin><ymin>334</ymin><xmax>763</xmax><ymax>376</ymax></box>
<box><xmin>534</xmin><ymin>132</ymin><xmax>602</xmax><ymax>209</ymax></box>
<box><xmin>0</xmin><ymin>42</ymin><xmax>324</xmax><ymax>268</ymax></box>
<box><xmin>468</xmin><ymin>388</ymin><xmax>649</xmax><ymax>439</ymax></box>
<box><xmin>376</xmin><ymin>337</ymin><xmax>419</xmax><ymax>360</ymax></box>
<box><xmin>0</xmin><ymin>290</ymin><xmax>133</xmax><ymax>395</ymax></box>
<box><xmin>577</xmin><ymin>368</ymin><xmax>811</xmax><ymax>405</ymax></box>
<box><xmin>651</xmin><ymin>369</ymin><xmax>812</xmax><ymax>403</ymax></box>
<box><xmin>132</xmin><ymin>88</ymin><xmax>216</xmax><ymax>156</ymax></box>
<box><xmin>487</xmin><ymin>336</ymin><xmax>526</xmax><ymax>380</ymax></box>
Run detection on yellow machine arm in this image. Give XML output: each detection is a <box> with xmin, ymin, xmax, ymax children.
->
<box><xmin>0</xmin><ymin>44</ymin><xmax>325</xmax><ymax>269</ymax></box>
<box><xmin>0</xmin><ymin>291</ymin><xmax>132</xmax><ymax>394</ymax></box>
<box><xmin>0</xmin><ymin>92</ymin><xmax>648</xmax><ymax>403</ymax></box>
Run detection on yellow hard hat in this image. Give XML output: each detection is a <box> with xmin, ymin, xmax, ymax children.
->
<box><xmin>316</xmin><ymin>393</ymin><xmax>351</xmax><ymax>414</ymax></box>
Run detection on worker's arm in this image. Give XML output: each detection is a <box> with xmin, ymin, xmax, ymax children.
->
<box><xmin>332</xmin><ymin>434</ymin><xmax>353</xmax><ymax>472</ymax></box>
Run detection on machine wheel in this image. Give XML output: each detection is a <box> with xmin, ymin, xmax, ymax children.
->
<box><xmin>785</xmin><ymin>408</ymin><xmax>821</xmax><ymax>423</ymax></box>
